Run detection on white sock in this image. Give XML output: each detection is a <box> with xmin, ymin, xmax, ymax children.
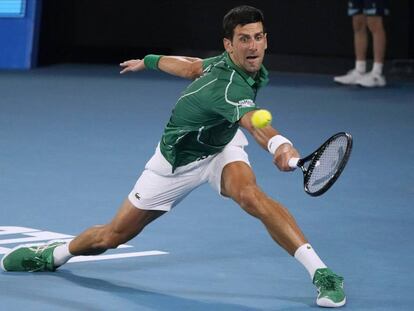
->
<box><xmin>355</xmin><ymin>60</ymin><xmax>366</xmax><ymax>73</ymax></box>
<box><xmin>53</xmin><ymin>242</ymin><xmax>74</xmax><ymax>267</ymax></box>
<box><xmin>372</xmin><ymin>62</ymin><xmax>384</xmax><ymax>75</ymax></box>
<box><xmin>294</xmin><ymin>243</ymin><xmax>327</xmax><ymax>280</ymax></box>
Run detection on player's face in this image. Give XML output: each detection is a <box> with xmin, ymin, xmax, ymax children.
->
<box><xmin>224</xmin><ymin>22</ymin><xmax>267</xmax><ymax>75</ymax></box>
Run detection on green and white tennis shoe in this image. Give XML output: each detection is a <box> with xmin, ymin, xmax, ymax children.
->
<box><xmin>313</xmin><ymin>268</ymin><xmax>346</xmax><ymax>307</ymax></box>
<box><xmin>1</xmin><ymin>241</ymin><xmax>64</xmax><ymax>272</ymax></box>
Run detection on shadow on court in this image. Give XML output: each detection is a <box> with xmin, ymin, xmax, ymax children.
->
<box><xmin>51</xmin><ymin>270</ymin><xmax>279</xmax><ymax>311</ymax></box>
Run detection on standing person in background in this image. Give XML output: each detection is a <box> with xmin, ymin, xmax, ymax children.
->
<box><xmin>334</xmin><ymin>0</ymin><xmax>389</xmax><ymax>87</ymax></box>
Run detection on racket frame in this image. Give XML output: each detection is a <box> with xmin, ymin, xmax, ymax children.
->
<box><xmin>296</xmin><ymin>132</ymin><xmax>353</xmax><ymax>196</ymax></box>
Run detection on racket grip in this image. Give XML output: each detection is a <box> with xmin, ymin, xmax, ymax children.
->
<box><xmin>288</xmin><ymin>157</ymin><xmax>299</xmax><ymax>168</ymax></box>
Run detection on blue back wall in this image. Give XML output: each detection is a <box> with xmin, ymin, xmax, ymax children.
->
<box><xmin>0</xmin><ymin>0</ymin><xmax>41</xmax><ymax>69</ymax></box>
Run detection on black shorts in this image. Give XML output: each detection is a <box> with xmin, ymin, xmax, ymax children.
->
<box><xmin>348</xmin><ymin>0</ymin><xmax>390</xmax><ymax>16</ymax></box>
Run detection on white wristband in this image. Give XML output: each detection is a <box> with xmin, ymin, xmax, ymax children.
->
<box><xmin>267</xmin><ymin>135</ymin><xmax>293</xmax><ymax>155</ymax></box>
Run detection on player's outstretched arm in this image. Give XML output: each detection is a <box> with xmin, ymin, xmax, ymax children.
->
<box><xmin>239</xmin><ymin>111</ymin><xmax>299</xmax><ymax>171</ymax></box>
<box><xmin>120</xmin><ymin>56</ymin><xmax>203</xmax><ymax>80</ymax></box>
<box><xmin>158</xmin><ymin>56</ymin><xmax>203</xmax><ymax>79</ymax></box>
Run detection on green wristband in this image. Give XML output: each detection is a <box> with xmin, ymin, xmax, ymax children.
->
<box><xmin>143</xmin><ymin>54</ymin><xmax>163</xmax><ymax>70</ymax></box>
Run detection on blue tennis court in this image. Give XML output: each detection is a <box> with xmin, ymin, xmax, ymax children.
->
<box><xmin>1</xmin><ymin>65</ymin><xmax>413</xmax><ymax>310</ymax></box>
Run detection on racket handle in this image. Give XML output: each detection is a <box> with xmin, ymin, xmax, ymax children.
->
<box><xmin>288</xmin><ymin>157</ymin><xmax>300</xmax><ymax>168</ymax></box>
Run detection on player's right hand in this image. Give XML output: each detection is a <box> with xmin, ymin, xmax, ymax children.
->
<box><xmin>120</xmin><ymin>59</ymin><xmax>145</xmax><ymax>74</ymax></box>
<box><xmin>273</xmin><ymin>144</ymin><xmax>300</xmax><ymax>172</ymax></box>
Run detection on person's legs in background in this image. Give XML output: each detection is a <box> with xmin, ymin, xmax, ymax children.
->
<box><xmin>357</xmin><ymin>15</ymin><xmax>387</xmax><ymax>86</ymax></box>
<box><xmin>334</xmin><ymin>0</ymin><xmax>388</xmax><ymax>87</ymax></box>
<box><xmin>334</xmin><ymin>14</ymin><xmax>368</xmax><ymax>85</ymax></box>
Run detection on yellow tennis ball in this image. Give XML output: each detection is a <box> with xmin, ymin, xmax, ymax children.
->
<box><xmin>251</xmin><ymin>109</ymin><xmax>272</xmax><ymax>129</ymax></box>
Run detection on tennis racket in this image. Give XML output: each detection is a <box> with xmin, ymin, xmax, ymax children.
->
<box><xmin>288</xmin><ymin>132</ymin><xmax>353</xmax><ymax>196</ymax></box>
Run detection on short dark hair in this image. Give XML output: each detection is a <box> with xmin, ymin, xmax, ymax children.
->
<box><xmin>223</xmin><ymin>5</ymin><xmax>265</xmax><ymax>40</ymax></box>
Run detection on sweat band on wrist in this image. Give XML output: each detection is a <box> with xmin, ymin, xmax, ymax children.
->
<box><xmin>143</xmin><ymin>54</ymin><xmax>163</xmax><ymax>70</ymax></box>
<box><xmin>267</xmin><ymin>135</ymin><xmax>293</xmax><ymax>155</ymax></box>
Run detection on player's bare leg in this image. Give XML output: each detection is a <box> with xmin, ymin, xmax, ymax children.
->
<box><xmin>1</xmin><ymin>199</ymin><xmax>165</xmax><ymax>271</ymax></box>
<box><xmin>220</xmin><ymin>161</ymin><xmax>306</xmax><ymax>255</ymax></box>
<box><xmin>69</xmin><ymin>199</ymin><xmax>165</xmax><ymax>256</ymax></box>
<box><xmin>221</xmin><ymin>161</ymin><xmax>346</xmax><ymax>307</ymax></box>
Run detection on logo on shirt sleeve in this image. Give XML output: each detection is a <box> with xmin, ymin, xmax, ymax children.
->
<box><xmin>238</xmin><ymin>99</ymin><xmax>255</xmax><ymax>107</ymax></box>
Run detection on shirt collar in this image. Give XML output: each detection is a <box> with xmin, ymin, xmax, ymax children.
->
<box><xmin>224</xmin><ymin>52</ymin><xmax>269</xmax><ymax>88</ymax></box>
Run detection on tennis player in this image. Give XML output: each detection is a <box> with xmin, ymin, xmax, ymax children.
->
<box><xmin>1</xmin><ymin>5</ymin><xmax>346</xmax><ymax>308</ymax></box>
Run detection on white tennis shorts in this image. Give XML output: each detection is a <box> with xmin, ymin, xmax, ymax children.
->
<box><xmin>128</xmin><ymin>129</ymin><xmax>250</xmax><ymax>211</ymax></box>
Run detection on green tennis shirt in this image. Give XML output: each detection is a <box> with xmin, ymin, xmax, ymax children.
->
<box><xmin>160</xmin><ymin>52</ymin><xmax>269</xmax><ymax>171</ymax></box>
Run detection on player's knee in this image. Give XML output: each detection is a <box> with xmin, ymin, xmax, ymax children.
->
<box><xmin>238</xmin><ymin>185</ymin><xmax>270</xmax><ymax>218</ymax></box>
<box><xmin>101</xmin><ymin>237</ymin><xmax>120</xmax><ymax>249</ymax></box>
<box><xmin>99</xmin><ymin>227</ymin><xmax>125</xmax><ymax>249</ymax></box>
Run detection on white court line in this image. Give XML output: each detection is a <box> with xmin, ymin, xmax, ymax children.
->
<box><xmin>0</xmin><ymin>227</ymin><xmax>168</xmax><ymax>262</ymax></box>
<box><xmin>0</xmin><ymin>227</ymin><xmax>40</xmax><ymax>235</ymax></box>
<box><xmin>0</xmin><ymin>233</ymin><xmax>74</xmax><ymax>245</ymax></box>
<box><xmin>0</xmin><ymin>240</ymin><xmax>133</xmax><ymax>254</ymax></box>
<box><xmin>0</xmin><ymin>247</ymin><xmax>11</xmax><ymax>254</ymax></box>
<box><xmin>67</xmin><ymin>251</ymin><xmax>169</xmax><ymax>263</ymax></box>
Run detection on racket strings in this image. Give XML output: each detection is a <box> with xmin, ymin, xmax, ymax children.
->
<box><xmin>306</xmin><ymin>136</ymin><xmax>349</xmax><ymax>193</ymax></box>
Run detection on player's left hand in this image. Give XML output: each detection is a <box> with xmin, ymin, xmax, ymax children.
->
<box><xmin>273</xmin><ymin>144</ymin><xmax>300</xmax><ymax>171</ymax></box>
<box><xmin>120</xmin><ymin>59</ymin><xmax>146</xmax><ymax>74</ymax></box>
